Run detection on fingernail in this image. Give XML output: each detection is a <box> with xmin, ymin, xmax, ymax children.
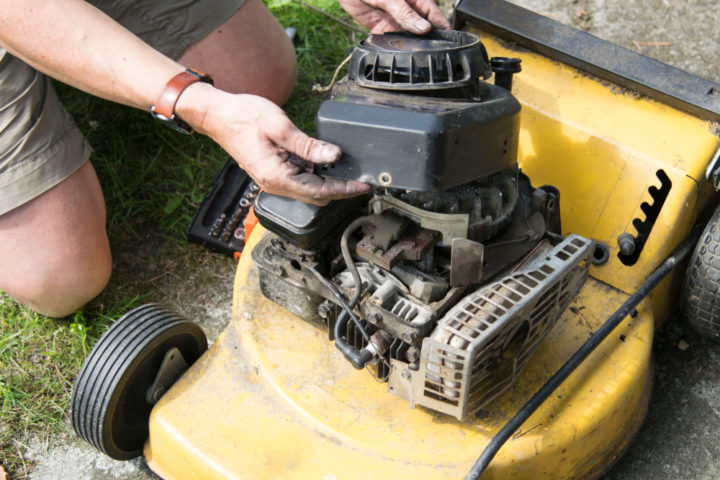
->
<box><xmin>415</xmin><ymin>19</ymin><xmax>431</xmax><ymax>32</ymax></box>
<box><xmin>321</xmin><ymin>143</ymin><xmax>341</xmax><ymax>163</ymax></box>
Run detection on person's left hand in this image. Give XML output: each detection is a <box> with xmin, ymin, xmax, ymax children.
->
<box><xmin>338</xmin><ymin>0</ymin><xmax>451</xmax><ymax>34</ymax></box>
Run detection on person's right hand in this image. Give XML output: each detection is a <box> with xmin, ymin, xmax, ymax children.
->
<box><xmin>178</xmin><ymin>85</ymin><xmax>371</xmax><ymax>206</ymax></box>
<box><xmin>338</xmin><ymin>0</ymin><xmax>451</xmax><ymax>34</ymax></box>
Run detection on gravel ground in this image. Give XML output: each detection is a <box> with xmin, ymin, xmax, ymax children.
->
<box><xmin>25</xmin><ymin>0</ymin><xmax>720</xmax><ymax>478</ymax></box>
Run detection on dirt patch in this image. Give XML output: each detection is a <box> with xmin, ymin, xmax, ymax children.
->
<box><xmin>100</xmin><ymin>233</ymin><xmax>236</xmax><ymax>342</ymax></box>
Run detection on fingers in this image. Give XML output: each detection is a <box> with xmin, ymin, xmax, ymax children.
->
<box><xmin>409</xmin><ymin>0</ymin><xmax>452</xmax><ymax>29</ymax></box>
<box><xmin>265</xmin><ymin>170</ymin><xmax>372</xmax><ymax>206</ymax></box>
<box><xmin>292</xmin><ymin>174</ymin><xmax>372</xmax><ymax>205</ymax></box>
<box><xmin>199</xmin><ymin>91</ymin><xmax>370</xmax><ymax>205</ymax></box>
<box><xmin>253</xmin><ymin>113</ymin><xmax>370</xmax><ymax>204</ymax></box>
<box><xmin>372</xmin><ymin>0</ymin><xmax>432</xmax><ymax>33</ymax></box>
<box><xmin>269</xmin><ymin>115</ymin><xmax>342</xmax><ymax>165</ymax></box>
<box><xmin>361</xmin><ymin>0</ymin><xmax>450</xmax><ymax>34</ymax></box>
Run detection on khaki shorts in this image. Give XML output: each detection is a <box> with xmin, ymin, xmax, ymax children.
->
<box><xmin>0</xmin><ymin>0</ymin><xmax>244</xmax><ymax>215</ymax></box>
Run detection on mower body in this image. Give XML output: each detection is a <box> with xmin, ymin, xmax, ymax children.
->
<box><xmin>143</xmin><ymin>1</ymin><xmax>720</xmax><ymax>478</ymax></box>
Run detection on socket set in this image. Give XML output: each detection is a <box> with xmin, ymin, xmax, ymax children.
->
<box><xmin>187</xmin><ymin>158</ymin><xmax>259</xmax><ymax>256</ymax></box>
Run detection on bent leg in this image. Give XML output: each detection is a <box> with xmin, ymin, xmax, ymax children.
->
<box><xmin>0</xmin><ymin>162</ymin><xmax>111</xmax><ymax>318</ymax></box>
<box><xmin>0</xmin><ymin>46</ymin><xmax>108</xmax><ymax>317</ymax></box>
<box><xmin>178</xmin><ymin>0</ymin><xmax>298</xmax><ymax>105</ymax></box>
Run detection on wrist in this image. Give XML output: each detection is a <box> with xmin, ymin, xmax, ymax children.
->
<box><xmin>151</xmin><ymin>69</ymin><xmax>214</xmax><ymax>134</ymax></box>
<box><xmin>174</xmin><ymin>81</ymin><xmax>219</xmax><ymax>135</ymax></box>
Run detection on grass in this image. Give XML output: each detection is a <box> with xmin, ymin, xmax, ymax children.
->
<box><xmin>0</xmin><ymin>0</ymin><xmax>364</xmax><ymax>476</ymax></box>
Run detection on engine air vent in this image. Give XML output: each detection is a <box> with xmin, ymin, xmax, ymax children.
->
<box><xmin>413</xmin><ymin>235</ymin><xmax>593</xmax><ymax>420</ymax></box>
<box><xmin>348</xmin><ymin>30</ymin><xmax>491</xmax><ymax>91</ymax></box>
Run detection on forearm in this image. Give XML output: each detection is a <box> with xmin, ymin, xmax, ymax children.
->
<box><xmin>0</xmin><ymin>0</ymin><xmax>184</xmax><ymax>110</ymax></box>
<box><xmin>0</xmin><ymin>0</ymin><xmax>369</xmax><ymax>204</ymax></box>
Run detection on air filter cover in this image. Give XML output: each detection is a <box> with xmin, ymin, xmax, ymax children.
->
<box><xmin>348</xmin><ymin>30</ymin><xmax>491</xmax><ymax>91</ymax></box>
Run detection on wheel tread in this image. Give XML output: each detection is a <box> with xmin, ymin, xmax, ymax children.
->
<box><xmin>71</xmin><ymin>304</ymin><xmax>206</xmax><ymax>459</ymax></box>
<box><xmin>682</xmin><ymin>205</ymin><xmax>720</xmax><ymax>340</ymax></box>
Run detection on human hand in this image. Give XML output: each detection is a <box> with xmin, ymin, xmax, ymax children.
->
<box><xmin>179</xmin><ymin>87</ymin><xmax>371</xmax><ymax>206</ymax></box>
<box><xmin>338</xmin><ymin>0</ymin><xmax>451</xmax><ymax>34</ymax></box>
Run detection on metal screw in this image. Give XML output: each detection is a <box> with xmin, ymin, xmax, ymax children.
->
<box><xmin>378</xmin><ymin>172</ymin><xmax>392</xmax><ymax>186</ymax></box>
<box><xmin>401</xmin><ymin>331</ymin><xmax>418</xmax><ymax>343</ymax></box>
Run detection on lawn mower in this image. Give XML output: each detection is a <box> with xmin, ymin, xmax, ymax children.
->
<box><xmin>70</xmin><ymin>0</ymin><xmax>720</xmax><ymax>478</ymax></box>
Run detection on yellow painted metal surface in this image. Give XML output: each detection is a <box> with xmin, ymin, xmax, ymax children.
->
<box><xmin>144</xmin><ymin>25</ymin><xmax>720</xmax><ymax>480</ymax></box>
<box><xmin>470</xmin><ymin>30</ymin><xmax>720</xmax><ymax>322</ymax></box>
<box><xmin>146</xmin><ymin>226</ymin><xmax>651</xmax><ymax>480</ymax></box>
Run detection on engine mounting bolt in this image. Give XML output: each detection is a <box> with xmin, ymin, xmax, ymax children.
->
<box><xmin>402</xmin><ymin>331</ymin><xmax>418</xmax><ymax>343</ymax></box>
<box><xmin>406</xmin><ymin>347</ymin><xmax>420</xmax><ymax>365</ymax></box>
<box><xmin>401</xmin><ymin>369</ymin><xmax>411</xmax><ymax>380</ymax></box>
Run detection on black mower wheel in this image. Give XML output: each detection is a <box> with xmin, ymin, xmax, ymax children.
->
<box><xmin>682</xmin><ymin>204</ymin><xmax>720</xmax><ymax>341</ymax></box>
<box><xmin>71</xmin><ymin>304</ymin><xmax>207</xmax><ymax>460</ymax></box>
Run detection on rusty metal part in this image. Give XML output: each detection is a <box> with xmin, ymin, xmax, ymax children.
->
<box><xmin>356</xmin><ymin>227</ymin><xmax>441</xmax><ymax>270</ymax></box>
<box><xmin>366</xmin><ymin>330</ymin><xmax>394</xmax><ymax>357</ymax></box>
<box><xmin>361</xmin><ymin>214</ymin><xmax>409</xmax><ymax>251</ymax></box>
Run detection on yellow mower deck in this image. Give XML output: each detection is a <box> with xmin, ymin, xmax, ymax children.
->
<box><xmin>143</xmin><ymin>22</ymin><xmax>720</xmax><ymax>480</ymax></box>
<box><xmin>146</xmin><ymin>229</ymin><xmax>652</xmax><ymax>480</ymax></box>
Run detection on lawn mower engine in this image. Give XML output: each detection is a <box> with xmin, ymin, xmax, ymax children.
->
<box><xmin>251</xmin><ymin>30</ymin><xmax>593</xmax><ymax>420</ymax></box>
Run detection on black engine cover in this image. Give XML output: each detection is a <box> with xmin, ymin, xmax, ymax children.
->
<box><xmin>316</xmin><ymin>82</ymin><xmax>520</xmax><ymax>191</ymax></box>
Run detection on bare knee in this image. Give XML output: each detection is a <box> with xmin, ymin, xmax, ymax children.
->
<box><xmin>10</xmin><ymin>245</ymin><xmax>112</xmax><ymax>318</ymax></box>
<box><xmin>0</xmin><ymin>161</ymin><xmax>112</xmax><ymax>317</ymax></box>
<box><xmin>244</xmin><ymin>37</ymin><xmax>297</xmax><ymax>106</ymax></box>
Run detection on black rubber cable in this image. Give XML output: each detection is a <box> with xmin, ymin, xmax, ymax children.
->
<box><xmin>465</xmin><ymin>229</ymin><xmax>700</xmax><ymax>480</ymax></box>
<box><xmin>334</xmin><ymin>216</ymin><xmax>376</xmax><ymax>368</ymax></box>
<box><xmin>272</xmin><ymin>216</ymin><xmax>376</xmax><ymax>369</ymax></box>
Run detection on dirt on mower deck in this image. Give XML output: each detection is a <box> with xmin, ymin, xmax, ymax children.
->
<box><xmin>26</xmin><ymin>0</ymin><xmax>720</xmax><ymax>479</ymax></box>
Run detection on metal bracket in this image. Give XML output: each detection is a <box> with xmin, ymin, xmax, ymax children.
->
<box><xmin>370</xmin><ymin>194</ymin><xmax>469</xmax><ymax>245</ymax></box>
<box><xmin>450</xmin><ymin>238</ymin><xmax>485</xmax><ymax>287</ymax></box>
<box><xmin>146</xmin><ymin>347</ymin><xmax>190</xmax><ymax>404</ymax></box>
<box><xmin>705</xmin><ymin>147</ymin><xmax>720</xmax><ymax>190</ymax></box>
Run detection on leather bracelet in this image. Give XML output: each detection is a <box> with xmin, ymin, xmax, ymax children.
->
<box><xmin>150</xmin><ymin>68</ymin><xmax>214</xmax><ymax>134</ymax></box>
